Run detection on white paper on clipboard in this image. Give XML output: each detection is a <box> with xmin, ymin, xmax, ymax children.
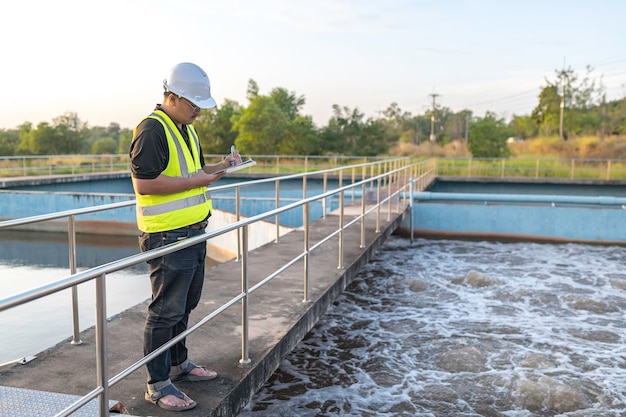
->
<box><xmin>213</xmin><ymin>159</ymin><xmax>256</xmax><ymax>174</ymax></box>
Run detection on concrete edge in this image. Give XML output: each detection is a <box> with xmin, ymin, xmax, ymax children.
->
<box><xmin>210</xmin><ymin>208</ymin><xmax>408</xmax><ymax>417</ymax></box>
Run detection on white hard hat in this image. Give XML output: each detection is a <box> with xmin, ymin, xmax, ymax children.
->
<box><xmin>163</xmin><ymin>62</ymin><xmax>216</xmax><ymax>109</ymax></box>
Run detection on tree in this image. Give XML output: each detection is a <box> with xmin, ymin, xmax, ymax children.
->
<box><xmin>107</xmin><ymin>122</ymin><xmax>121</xmax><ymax>140</ymax></box>
<box><xmin>0</xmin><ymin>129</ymin><xmax>19</xmax><ymax>156</ymax></box>
<box><xmin>320</xmin><ymin>105</ymin><xmax>387</xmax><ymax>156</ymax></box>
<box><xmin>468</xmin><ymin>112</ymin><xmax>511</xmax><ymax>158</ymax></box>
<box><xmin>441</xmin><ymin>108</ymin><xmax>472</xmax><ymax>143</ymax></box>
<box><xmin>117</xmin><ymin>130</ymin><xmax>133</xmax><ymax>154</ymax></box>
<box><xmin>91</xmin><ymin>137</ymin><xmax>117</xmax><ymax>154</ymax></box>
<box><xmin>193</xmin><ymin>99</ymin><xmax>241</xmax><ymax>155</ymax></box>
<box><xmin>232</xmin><ymin>81</ymin><xmax>318</xmax><ymax>155</ymax></box>
<box><xmin>509</xmin><ymin>114</ymin><xmax>538</xmax><ymax>139</ymax></box>
<box><xmin>52</xmin><ymin>112</ymin><xmax>88</xmax><ymax>153</ymax></box>
<box><xmin>379</xmin><ymin>103</ymin><xmax>414</xmax><ymax>148</ymax></box>
<box><xmin>532</xmin><ymin>66</ymin><xmax>606</xmax><ymax>139</ymax></box>
<box><xmin>531</xmin><ymin>85</ymin><xmax>561</xmax><ymax>136</ymax></box>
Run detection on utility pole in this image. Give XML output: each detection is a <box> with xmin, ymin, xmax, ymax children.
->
<box><xmin>559</xmin><ymin>71</ymin><xmax>566</xmax><ymax>140</ymax></box>
<box><xmin>429</xmin><ymin>93</ymin><xmax>440</xmax><ymax>142</ymax></box>
<box><xmin>558</xmin><ymin>59</ymin><xmax>567</xmax><ymax>141</ymax></box>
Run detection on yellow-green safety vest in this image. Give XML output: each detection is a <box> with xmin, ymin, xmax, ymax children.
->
<box><xmin>133</xmin><ymin>110</ymin><xmax>212</xmax><ymax>233</ymax></box>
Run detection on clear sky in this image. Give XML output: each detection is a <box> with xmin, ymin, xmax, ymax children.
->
<box><xmin>2</xmin><ymin>0</ymin><xmax>625</xmax><ymax>131</ymax></box>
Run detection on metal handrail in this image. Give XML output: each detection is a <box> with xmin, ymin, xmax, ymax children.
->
<box><xmin>0</xmin><ymin>158</ymin><xmax>437</xmax><ymax>416</ymax></box>
<box><xmin>0</xmin><ymin>158</ymin><xmax>403</xmax><ymax>345</ymax></box>
<box><xmin>0</xmin><ymin>154</ymin><xmax>396</xmax><ymax>178</ymax></box>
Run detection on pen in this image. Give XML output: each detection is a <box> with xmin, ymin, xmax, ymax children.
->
<box><xmin>230</xmin><ymin>145</ymin><xmax>235</xmax><ymax>166</ymax></box>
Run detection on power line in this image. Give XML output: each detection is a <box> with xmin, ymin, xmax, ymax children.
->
<box><xmin>461</xmin><ymin>88</ymin><xmax>538</xmax><ymax>108</ymax></box>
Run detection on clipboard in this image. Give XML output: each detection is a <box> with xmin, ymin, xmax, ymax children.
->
<box><xmin>213</xmin><ymin>159</ymin><xmax>256</xmax><ymax>174</ymax></box>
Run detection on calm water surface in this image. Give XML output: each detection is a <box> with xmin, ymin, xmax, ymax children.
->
<box><xmin>240</xmin><ymin>237</ymin><xmax>626</xmax><ymax>417</ymax></box>
<box><xmin>0</xmin><ymin>231</ymin><xmax>151</xmax><ymax>364</ymax></box>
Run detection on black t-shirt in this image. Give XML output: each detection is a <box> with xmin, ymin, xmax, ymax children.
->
<box><xmin>129</xmin><ymin>107</ymin><xmax>205</xmax><ymax>180</ymax></box>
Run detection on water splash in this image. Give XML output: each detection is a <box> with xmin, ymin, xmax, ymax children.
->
<box><xmin>240</xmin><ymin>238</ymin><xmax>626</xmax><ymax>416</ymax></box>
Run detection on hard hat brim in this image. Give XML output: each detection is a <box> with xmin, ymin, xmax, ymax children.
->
<box><xmin>194</xmin><ymin>96</ymin><xmax>217</xmax><ymax>109</ymax></box>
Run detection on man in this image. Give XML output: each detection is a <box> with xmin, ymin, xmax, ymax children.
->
<box><xmin>129</xmin><ymin>62</ymin><xmax>241</xmax><ymax>411</ymax></box>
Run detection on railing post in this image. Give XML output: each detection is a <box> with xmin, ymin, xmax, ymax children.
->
<box><xmin>570</xmin><ymin>159</ymin><xmax>575</xmax><ymax>179</ymax></box>
<box><xmin>338</xmin><ymin>168</ymin><xmax>343</xmax><ymax>189</ymax></box>
<box><xmin>362</xmin><ymin>164</ymin><xmax>367</xmax><ymax>194</ymax></box>
<box><xmin>322</xmin><ymin>172</ymin><xmax>328</xmax><ymax>219</ymax></box>
<box><xmin>235</xmin><ymin>186</ymin><xmax>241</xmax><ymax>261</ymax></box>
<box><xmin>351</xmin><ymin>167</ymin><xmax>356</xmax><ymax>203</ymax></box>
<box><xmin>501</xmin><ymin>159</ymin><xmax>505</xmax><ymax>178</ymax></box>
<box><xmin>337</xmin><ymin>190</ymin><xmax>344</xmax><ymax>270</ymax></box>
<box><xmin>607</xmin><ymin>160</ymin><xmax>611</xmax><ymax>180</ymax></box>
<box><xmin>94</xmin><ymin>273</ymin><xmax>109</xmax><ymax>416</ymax></box>
<box><xmin>239</xmin><ymin>225</ymin><xmax>251</xmax><ymax>366</ymax></box>
<box><xmin>360</xmin><ymin>182</ymin><xmax>366</xmax><ymax>248</ymax></box>
<box><xmin>387</xmin><ymin>171</ymin><xmax>393</xmax><ymax>221</ymax></box>
<box><xmin>68</xmin><ymin>215</ymin><xmax>82</xmax><ymax>346</ymax></box>
<box><xmin>303</xmin><ymin>202</ymin><xmax>310</xmax><ymax>302</ymax></box>
<box><xmin>274</xmin><ymin>179</ymin><xmax>280</xmax><ymax>243</ymax></box>
<box><xmin>396</xmin><ymin>167</ymin><xmax>406</xmax><ymax>213</ymax></box>
<box><xmin>409</xmin><ymin>177</ymin><xmax>415</xmax><ymax>244</ymax></box>
<box><xmin>535</xmin><ymin>159</ymin><xmax>539</xmax><ymax>178</ymax></box>
<box><xmin>376</xmin><ymin>177</ymin><xmax>381</xmax><ymax>233</ymax></box>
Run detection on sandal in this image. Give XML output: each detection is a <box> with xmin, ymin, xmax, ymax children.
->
<box><xmin>145</xmin><ymin>383</ymin><xmax>197</xmax><ymax>411</ymax></box>
<box><xmin>171</xmin><ymin>361</ymin><xmax>218</xmax><ymax>382</ymax></box>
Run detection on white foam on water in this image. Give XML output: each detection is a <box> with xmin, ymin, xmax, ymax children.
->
<box><xmin>240</xmin><ymin>238</ymin><xmax>626</xmax><ymax>416</ymax></box>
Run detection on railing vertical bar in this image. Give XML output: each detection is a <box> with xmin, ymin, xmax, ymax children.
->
<box><xmin>362</xmin><ymin>164</ymin><xmax>367</xmax><ymax>195</ymax></box>
<box><xmin>68</xmin><ymin>215</ymin><xmax>82</xmax><ymax>346</ymax></box>
<box><xmin>274</xmin><ymin>179</ymin><xmax>280</xmax><ymax>243</ymax></box>
<box><xmin>337</xmin><ymin>190</ymin><xmax>344</xmax><ymax>270</ymax></box>
<box><xmin>387</xmin><ymin>173</ymin><xmax>392</xmax><ymax>222</ymax></box>
<box><xmin>322</xmin><ymin>172</ymin><xmax>327</xmax><ymax>219</ymax></box>
<box><xmin>236</xmin><ymin>186</ymin><xmax>241</xmax><ymax>261</ymax></box>
<box><xmin>351</xmin><ymin>167</ymin><xmax>356</xmax><ymax>203</ymax></box>
<box><xmin>338</xmin><ymin>168</ymin><xmax>343</xmax><ymax>189</ymax></box>
<box><xmin>303</xmin><ymin>202</ymin><xmax>310</xmax><ymax>302</ymax></box>
<box><xmin>535</xmin><ymin>159</ymin><xmax>539</xmax><ymax>178</ymax></box>
<box><xmin>239</xmin><ymin>225</ymin><xmax>251</xmax><ymax>366</ymax></box>
<box><xmin>396</xmin><ymin>168</ymin><xmax>401</xmax><ymax>214</ymax></box>
<box><xmin>375</xmin><ymin>177</ymin><xmax>381</xmax><ymax>233</ymax></box>
<box><xmin>409</xmin><ymin>177</ymin><xmax>415</xmax><ymax>244</ymax></box>
<box><xmin>94</xmin><ymin>273</ymin><xmax>108</xmax><ymax>417</ymax></box>
<box><xmin>360</xmin><ymin>182</ymin><xmax>366</xmax><ymax>248</ymax></box>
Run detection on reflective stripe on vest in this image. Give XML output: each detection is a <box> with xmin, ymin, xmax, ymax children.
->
<box><xmin>134</xmin><ymin>110</ymin><xmax>212</xmax><ymax>232</ymax></box>
<box><xmin>142</xmin><ymin>190</ymin><xmax>212</xmax><ymax>216</ymax></box>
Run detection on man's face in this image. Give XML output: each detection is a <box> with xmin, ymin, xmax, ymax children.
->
<box><xmin>170</xmin><ymin>95</ymin><xmax>201</xmax><ymax>125</ymax></box>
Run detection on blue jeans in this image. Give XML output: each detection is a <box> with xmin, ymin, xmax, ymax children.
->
<box><xmin>139</xmin><ymin>226</ymin><xmax>207</xmax><ymax>386</ymax></box>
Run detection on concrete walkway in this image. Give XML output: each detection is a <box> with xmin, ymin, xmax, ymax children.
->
<box><xmin>0</xmin><ymin>202</ymin><xmax>408</xmax><ymax>416</ymax></box>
